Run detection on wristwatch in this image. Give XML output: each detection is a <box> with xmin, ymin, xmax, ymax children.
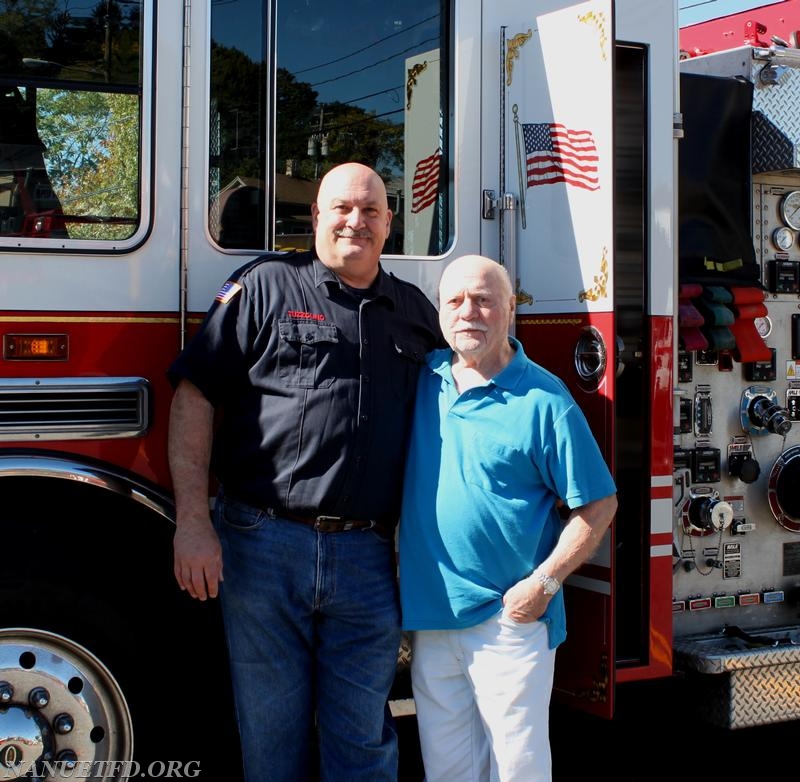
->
<box><xmin>536</xmin><ymin>571</ymin><xmax>561</xmax><ymax>596</ymax></box>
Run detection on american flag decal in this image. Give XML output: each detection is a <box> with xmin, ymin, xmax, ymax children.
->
<box><xmin>215</xmin><ymin>280</ymin><xmax>242</xmax><ymax>304</ymax></box>
<box><xmin>410</xmin><ymin>149</ymin><xmax>441</xmax><ymax>214</ymax></box>
<box><xmin>522</xmin><ymin>123</ymin><xmax>599</xmax><ymax>191</ymax></box>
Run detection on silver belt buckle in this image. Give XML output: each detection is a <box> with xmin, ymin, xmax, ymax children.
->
<box><xmin>314</xmin><ymin>515</ymin><xmax>341</xmax><ymax>530</ymax></box>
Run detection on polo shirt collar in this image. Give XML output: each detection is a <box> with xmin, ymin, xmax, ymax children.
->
<box><xmin>429</xmin><ymin>336</ymin><xmax>527</xmax><ymax>390</ymax></box>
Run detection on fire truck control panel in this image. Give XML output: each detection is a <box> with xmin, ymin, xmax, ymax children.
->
<box><xmin>672</xmin><ymin>4</ymin><xmax>800</xmax><ymax>728</ymax></box>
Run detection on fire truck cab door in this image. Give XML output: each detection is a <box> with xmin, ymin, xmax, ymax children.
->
<box><xmin>481</xmin><ymin>0</ymin><xmax>616</xmax><ymax>719</ymax></box>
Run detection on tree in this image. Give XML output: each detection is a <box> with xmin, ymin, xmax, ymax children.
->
<box><xmin>36</xmin><ymin>88</ymin><xmax>139</xmax><ymax>240</ymax></box>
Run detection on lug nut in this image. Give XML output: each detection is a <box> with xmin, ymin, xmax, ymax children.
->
<box><xmin>0</xmin><ymin>682</ymin><xmax>13</xmax><ymax>702</ymax></box>
<box><xmin>56</xmin><ymin>750</ymin><xmax>78</xmax><ymax>769</ymax></box>
<box><xmin>28</xmin><ymin>686</ymin><xmax>50</xmax><ymax>708</ymax></box>
<box><xmin>53</xmin><ymin>713</ymin><xmax>75</xmax><ymax>734</ymax></box>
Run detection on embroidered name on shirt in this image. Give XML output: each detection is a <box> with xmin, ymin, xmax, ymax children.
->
<box><xmin>287</xmin><ymin>310</ymin><xmax>326</xmax><ymax>321</ymax></box>
<box><xmin>215</xmin><ymin>280</ymin><xmax>243</xmax><ymax>304</ymax></box>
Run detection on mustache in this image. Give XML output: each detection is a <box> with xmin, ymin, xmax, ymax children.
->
<box><xmin>334</xmin><ymin>229</ymin><xmax>372</xmax><ymax>239</ymax></box>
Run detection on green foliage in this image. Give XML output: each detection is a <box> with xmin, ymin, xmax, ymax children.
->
<box><xmin>37</xmin><ymin>88</ymin><xmax>139</xmax><ymax>240</ymax></box>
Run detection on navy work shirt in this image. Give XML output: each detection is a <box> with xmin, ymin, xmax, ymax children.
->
<box><xmin>168</xmin><ymin>251</ymin><xmax>442</xmax><ymax>526</ymax></box>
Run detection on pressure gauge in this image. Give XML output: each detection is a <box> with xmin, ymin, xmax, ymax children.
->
<box><xmin>755</xmin><ymin>315</ymin><xmax>773</xmax><ymax>338</ymax></box>
<box><xmin>773</xmin><ymin>226</ymin><xmax>794</xmax><ymax>250</ymax></box>
<box><xmin>780</xmin><ymin>190</ymin><xmax>800</xmax><ymax>230</ymax></box>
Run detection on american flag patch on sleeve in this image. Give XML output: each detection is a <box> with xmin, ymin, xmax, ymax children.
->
<box><xmin>215</xmin><ymin>280</ymin><xmax>243</xmax><ymax>304</ymax></box>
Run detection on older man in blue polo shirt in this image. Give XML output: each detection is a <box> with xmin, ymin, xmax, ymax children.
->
<box><xmin>399</xmin><ymin>254</ymin><xmax>617</xmax><ymax>782</ymax></box>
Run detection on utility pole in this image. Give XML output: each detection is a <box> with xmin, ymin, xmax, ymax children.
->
<box><xmin>307</xmin><ymin>107</ymin><xmax>329</xmax><ymax>179</ymax></box>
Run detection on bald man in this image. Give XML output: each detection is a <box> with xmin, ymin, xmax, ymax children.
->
<box><xmin>399</xmin><ymin>255</ymin><xmax>617</xmax><ymax>782</ymax></box>
<box><xmin>168</xmin><ymin>163</ymin><xmax>441</xmax><ymax>782</ymax></box>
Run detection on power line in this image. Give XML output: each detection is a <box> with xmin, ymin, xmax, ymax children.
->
<box><xmin>295</xmin><ymin>13</ymin><xmax>438</xmax><ymax>74</ymax></box>
<box><xmin>310</xmin><ymin>36</ymin><xmax>439</xmax><ymax>88</ymax></box>
<box><xmin>337</xmin><ymin>84</ymin><xmax>404</xmax><ymax>106</ymax></box>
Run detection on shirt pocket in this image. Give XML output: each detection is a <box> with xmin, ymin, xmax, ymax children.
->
<box><xmin>390</xmin><ymin>334</ymin><xmax>427</xmax><ymax>400</ymax></box>
<box><xmin>277</xmin><ymin>319</ymin><xmax>339</xmax><ymax>388</ymax></box>
<box><xmin>463</xmin><ymin>432</ymin><xmax>528</xmax><ymax>495</ymax></box>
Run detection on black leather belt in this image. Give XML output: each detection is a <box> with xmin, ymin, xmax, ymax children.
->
<box><xmin>275</xmin><ymin>509</ymin><xmax>391</xmax><ymax>538</ymax></box>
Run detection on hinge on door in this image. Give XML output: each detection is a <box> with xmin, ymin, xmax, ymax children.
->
<box><xmin>482</xmin><ymin>189</ymin><xmax>499</xmax><ymax>220</ymax></box>
<box><xmin>673</xmin><ymin>111</ymin><xmax>684</xmax><ymax>140</ymax></box>
<box><xmin>483</xmin><ymin>189</ymin><xmax>518</xmax><ymax>219</ymax></box>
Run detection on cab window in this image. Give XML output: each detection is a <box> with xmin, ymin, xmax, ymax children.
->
<box><xmin>209</xmin><ymin>0</ymin><xmax>451</xmax><ymax>256</ymax></box>
<box><xmin>0</xmin><ymin>1</ymin><xmax>144</xmax><ymax>244</ymax></box>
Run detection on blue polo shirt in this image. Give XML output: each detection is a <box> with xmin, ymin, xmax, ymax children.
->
<box><xmin>399</xmin><ymin>337</ymin><xmax>616</xmax><ymax>648</ymax></box>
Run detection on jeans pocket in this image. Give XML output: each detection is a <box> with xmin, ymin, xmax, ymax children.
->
<box><xmin>219</xmin><ymin>496</ymin><xmax>267</xmax><ymax>532</ymax></box>
<box><xmin>364</xmin><ymin>527</ymin><xmax>394</xmax><ymax>544</ymax></box>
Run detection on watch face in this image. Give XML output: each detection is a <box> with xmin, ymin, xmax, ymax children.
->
<box><xmin>538</xmin><ymin>574</ymin><xmax>560</xmax><ymax>595</ymax></box>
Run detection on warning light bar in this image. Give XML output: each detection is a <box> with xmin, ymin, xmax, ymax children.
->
<box><xmin>3</xmin><ymin>334</ymin><xmax>68</xmax><ymax>361</ymax></box>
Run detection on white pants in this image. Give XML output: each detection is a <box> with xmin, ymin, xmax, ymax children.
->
<box><xmin>410</xmin><ymin>612</ymin><xmax>556</xmax><ymax>782</ymax></box>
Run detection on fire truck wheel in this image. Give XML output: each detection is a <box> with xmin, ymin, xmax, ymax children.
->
<box><xmin>1</xmin><ymin>477</ymin><xmax>243</xmax><ymax>781</ymax></box>
<box><xmin>0</xmin><ymin>627</ymin><xmax>132</xmax><ymax>779</ymax></box>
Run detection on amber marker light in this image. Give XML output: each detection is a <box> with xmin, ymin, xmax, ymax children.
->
<box><xmin>3</xmin><ymin>334</ymin><xmax>69</xmax><ymax>360</ymax></box>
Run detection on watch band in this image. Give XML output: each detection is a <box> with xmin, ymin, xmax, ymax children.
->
<box><xmin>535</xmin><ymin>570</ymin><xmax>561</xmax><ymax>596</ymax></box>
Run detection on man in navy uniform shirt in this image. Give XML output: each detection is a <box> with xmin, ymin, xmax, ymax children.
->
<box><xmin>167</xmin><ymin>162</ymin><xmax>441</xmax><ymax>782</ymax></box>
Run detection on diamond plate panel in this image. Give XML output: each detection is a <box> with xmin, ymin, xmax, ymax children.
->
<box><xmin>685</xmin><ymin>664</ymin><xmax>800</xmax><ymax>728</ymax></box>
<box><xmin>674</xmin><ymin>628</ymin><xmax>800</xmax><ymax>674</ymax></box>
<box><xmin>675</xmin><ymin>627</ymin><xmax>800</xmax><ymax>727</ymax></box>
<box><xmin>752</xmin><ymin>64</ymin><xmax>800</xmax><ymax>172</ymax></box>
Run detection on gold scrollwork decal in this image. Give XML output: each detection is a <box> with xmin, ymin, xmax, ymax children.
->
<box><xmin>406</xmin><ymin>61</ymin><xmax>428</xmax><ymax>110</ymax></box>
<box><xmin>516</xmin><ymin>279</ymin><xmax>534</xmax><ymax>306</ymax></box>
<box><xmin>577</xmin><ymin>10</ymin><xmax>608</xmax><ymax>61</ymax></box>
<box><xmin>578</xmin><ymin>247</ymin><xmax>609</xmax><ymax>302</ymax></box>
<box><xmin>506</xmin><ymin>29</ymin><xmax>532</xmax><ymax>86</ymax></box>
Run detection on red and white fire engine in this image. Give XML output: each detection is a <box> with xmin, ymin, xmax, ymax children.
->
<box><xmin>1</xmin><ymin>0</ymin><xmax>800</xmax><ymax>778</ymax></box>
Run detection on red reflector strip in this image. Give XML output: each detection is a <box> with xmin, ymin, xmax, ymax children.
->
<box><xmin>3</xmin><ymin>334</ymin><xmax>68</xmax><ymax>360</ymax></box>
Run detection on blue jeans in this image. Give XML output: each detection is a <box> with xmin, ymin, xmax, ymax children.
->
<box><xmin>214</xmin><ymin>493</ymin><xmax>401</xmax><ymax>782</ymax></box>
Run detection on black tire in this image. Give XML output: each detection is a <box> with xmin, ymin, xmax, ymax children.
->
<box><xmin>2</xmin><ymin>477</ymin><xmax>242</xmax><ymax>781</ymax></box>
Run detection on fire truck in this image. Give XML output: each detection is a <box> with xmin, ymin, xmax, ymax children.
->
<box><xmin>2</xmin><ymin>0</ymin><xmax>800</xmax><ymax>779</ymax></box>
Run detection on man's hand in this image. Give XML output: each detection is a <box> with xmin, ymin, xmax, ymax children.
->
<box><xmin>173</xmin><ymin>519</ymin><xmax>223</xmax><ymax>601</ymax></box>
<box><xmin>502</xmin><ymin>574</ymin><xmax>549</xmax><ymax>624</ymax></box>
